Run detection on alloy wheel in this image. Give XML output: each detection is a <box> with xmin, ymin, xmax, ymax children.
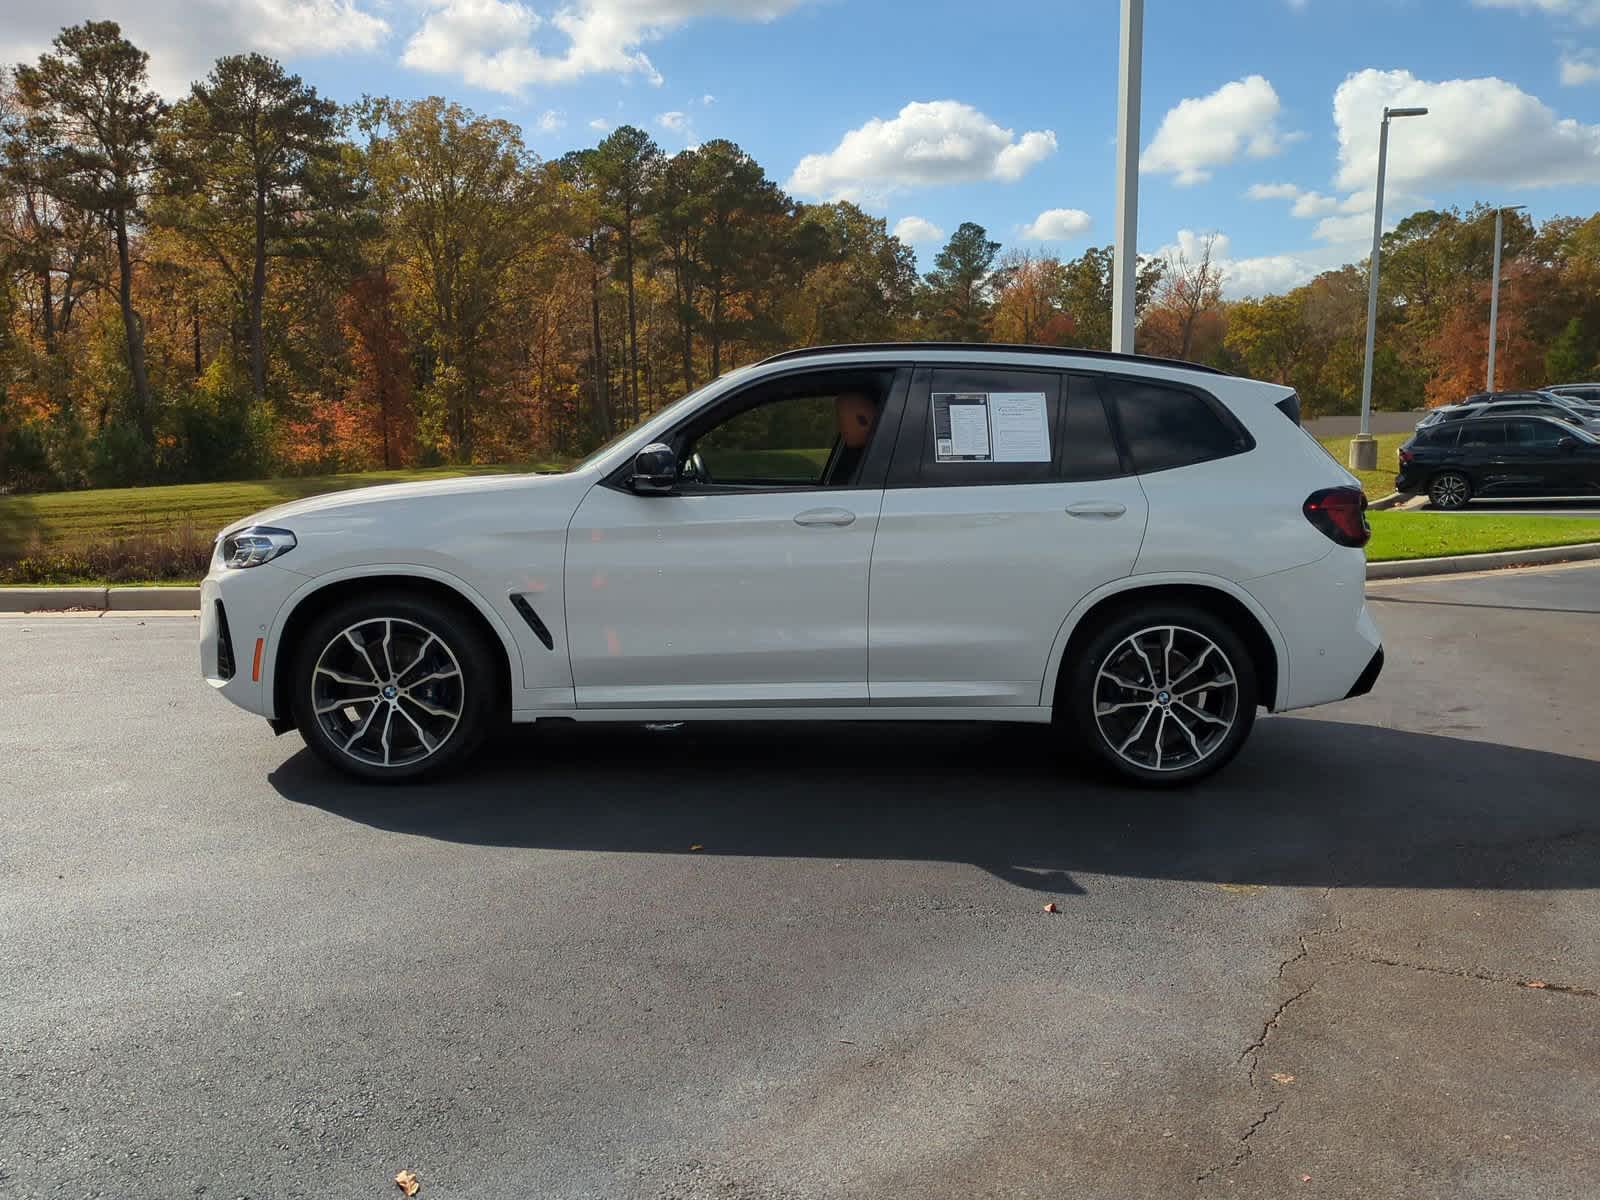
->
<box><xmin>1092</xmin><ymin>625</ymin><xmax>1239</xmax><ymax>773</ymax></box>
<box><xmin>1430</xmin><ymin>474</ymin><xmax>1470</xmax><ymax>508</ymax></box>
<box><xmin>310</xmin><ymin>617</ymin><xmax>464</xmax><ymax>768</ymax></box>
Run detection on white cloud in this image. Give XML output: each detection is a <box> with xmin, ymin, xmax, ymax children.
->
<box><xmin>536</xmin><ymin>108</ymin><xmax>566</xmax><ymax>132</ymax></box>
<box><xmin>1473</xmin><ymin>0</ymin><xmax>1600</xmax><ymax>23</ymax></box>
<box><xmin>701</xmin><ymin>93</ymin><xmax>716</xmax><ymax>106</ymax></box>
<box><xmin>1333</xmin><ymin>67</ymin><xmax>1600</xmax><ymax>192</ymax></box>
<box><xmin>589</xmin><ymin>118</ymin><xmax>611</xmax><ymax>131</ymax></box>
<box><xmin>788</xmin><ymin>100</ymin><xmax>1057</xmax><ymax>202</ymax></box>
<box><xmin>1019</xmin><ymin>207</ymin><xmax>1092</xmax><ymax>240</ymax></box>
<box><xmin>0</xmin><ymin>0</ymin><xmax>388</xmax><ymax>97</ymax></box>
<box><xmin>402</xmin><ymin>0</ymin><xmax>806</xmax><ymax>94</ymax></box>
<box><xmin>1247</xmin><ymin>181</ymin><xmax>1340</xmax><ymax>217</ymax></box>
<box><xmin>891</xmin><ymin>216</ymin><xmax>945</xmax><ymax>244</ymax></box>
<box><xmin>1562</xmin><ymin>50</ymin><xmax>1600</xmax><ymax>84</ymax></box>
<box><xmin>656</xmin><ymin>110</ymin><xmax>689</xmax><ymax>132</ymax></box>
<box><xmin>1226</xmin><ymin>254</ymin><xmax>1320</xmax><ymax>298</ymax></box>
<box><xmin>1313</xmin><ymin>211</ymin><xmax>1380</xmax><ymax>244</ymax></box>
<box><xmin>1141</xmin><ymin>75</ymin><xmax>1297</xmax><ymax>185</ymax></box>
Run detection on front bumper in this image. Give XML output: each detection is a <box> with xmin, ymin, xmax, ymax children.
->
<box><xmin>200</xmin><ymin>561</ymin><xmax>307</xmax><ymax>719</ymax></box>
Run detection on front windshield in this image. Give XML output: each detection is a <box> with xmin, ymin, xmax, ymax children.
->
<box><xmin>566</xmin><ymin>368</ymin><xmax>757</xmax><ymax>473</ymax></box>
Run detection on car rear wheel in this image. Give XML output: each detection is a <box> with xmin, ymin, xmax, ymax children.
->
<box><xmin>291</xmin><ymin>593</ymin><xmax>498</xmax><ymax>782</ymax></box>
<box><xmin>1060</xmin><ymin>605</ymin><xmax>1258</xmax><ymax>787</ymax></box>
<box><xmin>1428</xmin><ymin>471</ymin><xmax>1473</xmax><ymax>509</ymax></box>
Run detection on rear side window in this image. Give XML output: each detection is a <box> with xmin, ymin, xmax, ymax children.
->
<box><xmin>1417</xmin><ymin>425</ymin><xmax>1460</xmax><ymax>448</ymax></box>
<box><xmin>1104</xmin><ymin>378</ymin><xmax>1250</xmax><ymax>474</ymax></box>
<box><xmin>1509</xmin><ymin>420</ymin><xmax>1565</xmax><ymax>447</ymax></box>
<box><xmin>1459</xmin><ymin>422</ymin><xmax>1505</xmax><ymax>447</ymax></box>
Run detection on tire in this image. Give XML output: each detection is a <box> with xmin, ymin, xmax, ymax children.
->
<box><xmin>290</xmin><ymin>591</ymin><xmax>499</xmax><ymax>782</ymax></box>
<box><xmin>1428</xmin><ymin>471</ymin><xmax>1473</xmax><ymax>509</ymax></box>
<box><xmin>1058</xmin><ymin>604</ymin><xmax>1259</xmax><ymax>787</ymax></box>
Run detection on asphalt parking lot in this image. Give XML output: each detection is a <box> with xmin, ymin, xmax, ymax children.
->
<box><xmin>3</xmin><ymin>563</ymin><xmax>1599</xmax><ymax>1200</ymax></box>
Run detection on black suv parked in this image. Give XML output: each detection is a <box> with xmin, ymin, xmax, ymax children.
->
<box><xmin>1396</xmin><ymin>414</ymin><xmax>1600</xmax><ymax>507</ymax></box>
<box><xmin>1418</xmin><ymin>392</ymin><xmax>1599</xmax><ymax>433</ymax></box>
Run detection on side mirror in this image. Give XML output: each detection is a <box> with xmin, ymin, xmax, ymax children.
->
<box><xmin>1558</xmin><ymin>437</ymin><xmax>1578</xmax><ymax>453</ymax></box>
<box><xmin>630</xmin><ymin>442</ymin><xmax>678</xmax><ymax>493</ymax></box>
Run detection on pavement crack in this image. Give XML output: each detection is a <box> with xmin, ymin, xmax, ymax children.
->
<box><xmin>1195</xmin><ymin>1102</ymin><xmax>1283</xmax><ymax>1183</ymax></box>
<box><xmin>1355</xmin><ymin>954</ymin><xmax>1599</xmax><ymax>999</ymax></box>
<box><xmin>1236</xmin><ymin>983</ymin><xmax>1314</xmax><ymax>1084</ymax></box>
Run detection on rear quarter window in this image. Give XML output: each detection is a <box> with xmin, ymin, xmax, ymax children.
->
<box><xmin>1104</xmin><ymin>378</ymin><xmax>1251</xmax><ymax>474</ymax></box>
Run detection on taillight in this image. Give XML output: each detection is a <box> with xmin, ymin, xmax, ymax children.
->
<box><xmin>1304</xmin><ymin>486</ymin><xmax>1370</xmax><ymax>548</ymax></box>
<box><xmin>1398</xmin><ymin>447</ymin><xmax>1414</xmax><ymax>466</ymax></box>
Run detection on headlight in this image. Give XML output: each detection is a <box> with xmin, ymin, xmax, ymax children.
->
<box><xmin>219</xmin><ymin>526</ymin><xmax>297</xmax><ymax>569</ymax></box>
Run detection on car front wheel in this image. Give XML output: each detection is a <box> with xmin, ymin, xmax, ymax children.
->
<box><xmin>291</xmin><ymin>592</ymin><xmax>498</xmax><ymax>782</ymax></box>
<box><xmin>1428</xmin><ymin>471</ymin><xmax>1473</xmax><ymax>509</ymax></box>
<box><xmin>1061</xmin><ymin>605</ymin><xmax>1258</xmax><ymax>787</ymax></box>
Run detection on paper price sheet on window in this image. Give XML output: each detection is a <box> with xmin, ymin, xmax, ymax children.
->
<box><xmin>932</xmin><ymin>392</ymin><xmax>1050</xmax><ymax>463</ymax></box>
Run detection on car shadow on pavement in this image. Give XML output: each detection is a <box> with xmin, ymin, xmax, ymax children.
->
<box><xmin>267</xmin><ymin>715</ymin><xmax>1600</xmax><ymax>894</ymax></box>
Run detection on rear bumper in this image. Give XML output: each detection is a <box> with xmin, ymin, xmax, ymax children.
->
<box><xmin>1345</xmin><ymin>646</ymin><xmax>1384</xmax><ymax>699</ymax></box>
<box><xmin>1241</xmin><ymin>548</ymin><xmax>1384</xmax><ymax>711</ymax></box>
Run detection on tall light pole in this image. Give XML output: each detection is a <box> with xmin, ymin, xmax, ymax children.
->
<box><xmin>1111</xmin><ymin>0</ymin><xmax>1143</xmax><ymax>354</ymax></box>
<box><xmin>1486</xmin><ymin>204</ymin><xmax>1525</xmax><ymax>391</ymax></box>
<box><xmin>1350</xmin><ymin>105</ymin><xmax>1428</xmax><ymax>471</ymax></box>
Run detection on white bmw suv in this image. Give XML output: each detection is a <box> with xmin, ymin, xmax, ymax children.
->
<box><xmin>200</xmin><ymin>344</ymin><xmax>1383</xmax><ymax>786</ymax></box>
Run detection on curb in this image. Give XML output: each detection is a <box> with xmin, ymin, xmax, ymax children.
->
<box><xmin>1366</xmin><ymin>541</ymin><xmax>1600</xmax><ymax>580</ymax></box>
<box><xmin>0</xmin><ymin>586</ymin><xmax>199</xmax><ymax>613</ymax></box>
<box><xmin>1367</xmin><ymin>492</ymin><xmax>1405</xmax><ymax>510</ymax></box>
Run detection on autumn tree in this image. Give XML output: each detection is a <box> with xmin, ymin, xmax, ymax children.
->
<box><xmin>1145</xmin><ymin>233</ymin><xmax>1224</xmax><ymax>360</ymax></box>
<box><xmin>361</xmin><ymin>96</ymin><xmax>556</xmax><ymax>460</ymax></box>
<box><xmin>156</xmin><ymin>53</ymin><xmax>356</xmax><ymax>403</ymax></box>
<box><xmin>788</xmin><ymin>201</ymin><xmax>917</xmax><ymax>344</ymax></box>
<box><xmin>989</xmin><ymin>250</ymin><xmax>1073</xmax><ymax>345</ymax></box>
<box><xmin>14</xmin><ymin>21</ymin><xmax>162</xmax><ymax>444</ymax></box>
<box><xmin>917</xmin><ymin>222</ymin><xmax>1000</xmax><ymax>341</ymax></box>
<box><xmin>591</xmin><ymin>126</ymin><xmax>660</xmax><ymax>425</ymax></box>
<box><xmin>1045</xmin><ymin>245</ymin><xmax>1164</xmax><ymax>351</ymax></box>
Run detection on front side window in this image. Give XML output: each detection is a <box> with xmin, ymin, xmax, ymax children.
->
<box><xmin>680</xmin><ymin>380</ymin><xmax>886</xmax><ymax>490</ymax></box>
<box><xmin>1104</xmin><ymin>378</ymin><xmax>1249</xmax><ymax>474</ymax></box>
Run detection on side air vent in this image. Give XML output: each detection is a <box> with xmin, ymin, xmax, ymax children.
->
<box><xmin>215</xmin><ymin>600</ymin><xmax>236</xmax><ymax>680</ymax></box>
<box><xmin>508</xmin><ymin>593</ymin><xmax>555</xmax><ymax>650</ymax></box>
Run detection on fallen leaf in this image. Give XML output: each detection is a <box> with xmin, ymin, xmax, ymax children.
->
<box><xmin>689</xmin><ymin>844</ymin><xmax>704</xmax><ymax>852</ymax></box>
<box><xmin>395</xmin><ymin>1169</ymin><xmax>420</xmax><ymax>1196</ymax></box>
<box><xmin>1043</xmin><ymin>902</ymin><xmax>1058</xmax><ymax>914</ymax></box>
<box><xmin>1300</xmin><ymin>1174</ymin><xmax>1312</xmax><ymax>1183</ymax></box>
<box><xmin>1524</xmin><ymin>980</ymin><xmax>1548</xmax><ymax>989</ymax></box>
<box><xmin>1271</xmin><ymin>1072</ymin><xmax>1296</xmax><ymax>1085</ymax></box>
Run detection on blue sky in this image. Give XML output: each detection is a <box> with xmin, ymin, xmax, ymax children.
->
<box><xmin>8</xmin><ymin>0</ymin><xmax>1600</xmax><ymax>295</ymax></box>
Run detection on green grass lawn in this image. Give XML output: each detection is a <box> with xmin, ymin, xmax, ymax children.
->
<box><xmin>1315</xmin><ymin>432</ymin><xmax>1409</xmax><ymax>498</ymax></box>
<box><xmin>1367</xmin><ymin>511</ymin><xmax>1600</xmax><ymax>561</ymax></box>
<box><xmin>0</xmin><ymin>463</ymin><xmax>556</xmax><ymax>557</ymax></box>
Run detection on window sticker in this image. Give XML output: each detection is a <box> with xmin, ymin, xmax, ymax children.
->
<box><xmin>989</xmin><ymin>392</ymin><xmax>1050</xmax><ymax>462</ymax></box>
<box><xmin>933</xmin><ymin>392</ymin><xmax>992</xmax><ymax>461</ymax></box>
<box><xmin>931</xmin><ymin>391</ymin><xmax>1051</xmax><ymax>463</ymax></box>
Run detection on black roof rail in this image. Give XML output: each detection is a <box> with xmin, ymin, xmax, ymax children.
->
<box><xmin>753</xmin><ymin>341</ymin><xmax>1229</xmax><ymax>376</ymax></box>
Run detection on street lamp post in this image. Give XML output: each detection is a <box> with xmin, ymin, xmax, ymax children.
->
<box><xmin>1486</xmin><ymin>205</ymin><xmax>1526</xmax><ymax>391</ymax></box>
<box><xmin>1350</xmin><ymin>105</ymin><xmax>1428</xmax><ymax>472</ymax></box>
<box><xmin>1111</xmin><ymin>0</ymin><xmax>1143</xmax><ymax>354</ymax></box>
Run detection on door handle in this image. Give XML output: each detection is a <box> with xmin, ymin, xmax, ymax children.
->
<box><xmin>1066</xmin><ymin>501</ymin><xmax>1127</xmax><ymax>519</ymax></box>
<box><xmin>794</xmin><ymin>507</ymin><xmax>857</xmax><ymax>527</ymax></box>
